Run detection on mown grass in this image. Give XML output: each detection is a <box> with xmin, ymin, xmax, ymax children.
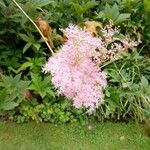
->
<box><xmin>0</xmin><ymin>122</ymin><xmax>149</xmax><ymax>150</ymax></box>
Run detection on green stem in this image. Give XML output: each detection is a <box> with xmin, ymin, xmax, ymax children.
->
<box><xmin>12</xmin><ymin>0</ymin><xmax>54</xmax><ymax>55</ymax></box>
<box><xmin>101</xmin><ymin>60</ymin><xmax>114</xmax><ymax>68</ymax></box>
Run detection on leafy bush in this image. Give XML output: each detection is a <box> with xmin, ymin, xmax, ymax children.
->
<box><xmin>0</xmin><ymin>74</ymin><xmax>29</xmax><ymax>112</ymax></box>
<box><xmin>0</xmin><ymin>0</ymin><xmax>149</xmax><ymax>123</ymax></box>
<box><xmin>99</xmin><ymin>50</ymin><xmax>150</xmax><ymax>122</ymax></box>
<box><xmin>13</xmin><ymin>99</ymin><xmax>88</xmax><ymax>124</ymax></box>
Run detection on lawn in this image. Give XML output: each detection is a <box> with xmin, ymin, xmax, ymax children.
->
<box><xmin>0</xmin><ymin>122</ymin><xmax>149</xmax><ymax>150</ymax></box>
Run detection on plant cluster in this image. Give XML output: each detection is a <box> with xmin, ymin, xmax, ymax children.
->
<box><xmin>43</xmin><ymin>22</ymin><xmax>137</xmax><ymax>113</ymax></box>
<box><xmin>13</xmin><ymin>99</ymin><xmax>88</xmax><ymax>124</ymax></box>
<box><xmin>0</xmin><ymin>0</ymin><xmax>149</xmax><ymax>123</ymax></box>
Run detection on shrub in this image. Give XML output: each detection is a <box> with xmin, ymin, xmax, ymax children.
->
<box><xmin>0</xmin><ymin>0</ymin><xmax>149</xmax><ymax>123</ymax></box>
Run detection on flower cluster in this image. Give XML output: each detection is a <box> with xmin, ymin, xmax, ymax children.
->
<box><xmin>101</xmin><ymin>21</ymin><xmax>119</xmax><ymax>44</ymax></box>
<box><xmin>43</xmin><ymin>23</ymin><xmax>138</xmax><ymax>112</ymax></box>
<box><xmin>100</xmin><ymin>21</ymin><xmax>138</xmax><ymax>61</ymax></box>
<box><xmin>43</xmin><ymin>24</ymin><xmax>107</xmax><ymax>112</ymax></box>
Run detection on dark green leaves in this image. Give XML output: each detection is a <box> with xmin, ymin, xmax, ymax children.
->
<box><xmin>96</xmin><ymin>3</ymin><xmax>130</xmax><ymax>24</ymax></box>
<box><xmin>0</xmin><ymin>74</ymin><xmax>29</xmax><ymax>111</ymax></box>
<box><xmin>29</xmin><ymin>73</ymin><xmax>55</xmax><ymax>98</ymax></box>
<box><xmin>19</xmin><ymin>33</ymin><xmax>41</xmax><ymax>53</ymax></box>
<box><xmin>71</xmin><ymin>1</ymin><xmax>98</xmax><ymax>17</ymax></box>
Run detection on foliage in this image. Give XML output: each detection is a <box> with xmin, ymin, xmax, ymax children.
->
<box><xmin>96</xmin><ymin>3</ymin><xmax>130</xmax><ymax>24</ymax></box>
<box><xmin>0</xmin><ymin>0</ymin><xmax>149</xmax><ymax>123</ymax></box>
<box><xmin>28</xmin><ymin>73</ymin><xmax>55</xmax><ymax>99</ymax></box>
<box><xmin>13</xmin><ymin>99</ymin><xmax>88</xmax><ymax>124</ymax></box>
<box><xmin>0</xmin><ymin>74</ymin><xmax>29</xmax><ymax>112</ymax></box>
<box><xmin>71</xmin><ymin>0</ymin><xmax>98</xmax><ymax>22</ymax></box>
<box><xmin>19</xmin><ymin>33</ymin><xmax>42</xmax><ymax>53</ymax></box>
<box><xmin>98</xmin><ymin>50</ymin><xmax>150</xmax><ymax>122</ymax></box>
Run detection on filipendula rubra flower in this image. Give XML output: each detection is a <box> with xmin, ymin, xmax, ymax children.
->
<box><xmin>43</xmin><ymin>24</ymin><xmax>107</xmax><ymax>112</ymax></box>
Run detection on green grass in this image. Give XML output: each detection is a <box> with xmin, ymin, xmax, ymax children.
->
<box><xmin>0</xmin><ymin>122</ymin><xmax>149</xmax><ymax>150</ymax></box>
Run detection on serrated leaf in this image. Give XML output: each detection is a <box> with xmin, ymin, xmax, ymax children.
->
<box><xmin>104</xmin><ymin>3</ymin><xmax>119</xmax><ymax>21</ymax></box>
<box><xmin>14</xmin><ymin>73</ymin><xmax>22</xmax><ymax>83</ymax></box>
<box><xmin>104</xmin><ymin>3</ymin><xmax>130</xmax><ymax>24</ymax></box>
<box><xmin>108</xmin><ymin>70</ymin><xmax>121</xmax><ymax>83</ymax></box>
<box><xmin>71</xmin><ymin>2</ymin><xmax>82</xmax><ymax>16</ymax></box>
<box><xmin>72</xmin><ymin>1</ymin><xmax>98</xmax><ymax>16</ymax></box>
<box><xmin>9</xmin><ymin>62</ymin><xmax>33</xmax><ymax>74</ymax></box>
<box><xmin>115</xmin><ymin>13</ymin><xmax>130</xmax><ymax>23</ymax></box>
<box><xmin>96</xmin><ymin>11</ymin><xmax>104</xmax><ymax>19</ymax></box>
<box><xmin>43</xmin><ymin>76</ymin><xmax>51</xmax><ymax>85</ymax></box>
<box><xmin>30</xmin><ymin>73</ymin><xmax>41</xmax><ymax>83</ymax></box>
<box><xmin>111</xmin><ymin>3</ymin><xmax>120</xmax><ymax>20</ymax></box>
<box><xmin>47</xmin><ymin>89</ymin><xmax>55</xmax><ymax>98</ymax></box>
<box><xmin>82</xmin><ymin>1</ymin><xmax>98</xmax><ymax>13</ymax></box>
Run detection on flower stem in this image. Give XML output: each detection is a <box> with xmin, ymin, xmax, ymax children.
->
<box><xmin>12</xmin><ymin>0</ymin><xmax>54</xmax><ymax>55</ymax></box>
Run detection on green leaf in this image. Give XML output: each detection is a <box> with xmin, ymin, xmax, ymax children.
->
<box><xmin>108</xmin><ymin>87</ymin><xmax>121</xmax><ymax>105</ymax></box>
<box><xmin>96</xmin><ymin>12</ymin><xmax>104</xmax><ymax>19</ymax></box>
<box><xmin>39</xmin><ymin>90</ymin><xmax>46</xmax><ymax>99</ymax></box>
<box><xmin>104</xmin><ymin>3</ymin><xmax>119</xmax><ymax>21</ymax></box>
<box><xmin>43</xmin><ymin>76</ymin><xmax>50</xmax><ymax>85</ymax></box>
<box><xmin>46</xmin><ymin>88</ymin><xmax>55</xmax><ymax>98</ymax></box>
<box><xmin>1</xmin><ymin>101</ymin><xmax>19</xmax><ymax>111</ymax></box>
<box><xmin>33</xmin><ymin>43</ymin><xmax>41</xmax><ymax>51</ymax></box>
<box><xmin>19</xmin><ymin>33</ymin><xmax>31</xmax><ymax>42</ymax></box>
<box><xmin>115</xmin><ymin>13</ymin><xmax>130</xmax><ymax>23</ymax></box>
<box><xmin>103</xmin><ymin>3</ymin><xmax>130</xmax><ymax>24</ymax></box>
<box><xmin>111</xmin><ymin>3</ymin><xmax>120</xmax><ymax>20</ymax></box>
<box><xmin>29</xmin><ymin>73</ymin><xmax>41</xmax><ymax>93</ymax></box>
<box><xmin>30</xmin><ymin>73</ymin><xmax>41</xmax><ymax>84</ymax></box>
<box><xmin>71</xmin><ymin>2</ymin><xmax>82</xmax><ymax>16</ymax></box>
<box><xmin>0</xmin><ymin>75</ymin><xmax>29</xmax><ymax>111</ymax></box>
<box><xmin>105</xmin><ymin>90</ymin><xmax>110</xmax><ymax>97</ymax></box>
<box><xmin>82</xmin><ymin>1</ymin><xmax>98</xmax><ymax>13</ymax></box>
<box><xmin>71</xmin><ymin>1</ymin><xmax>98</xmax><ymax>16</ymax></box>
<box><xmin>14</xmin><ymin>73</ymin><xmax>22</xmax><ymax>84</ymax></box>
<box><xmin>23</xmin><ymin>43</ymin><xmax>32</xmax><ymax>53</ymax></box>
<box><xmin>108</xmin><ymin>69</ymin><xmax>121</xmax><ymax>83</ymax></box>
<box><xmin>141</xmin><ymin>76</ymin><xmax>149</xmax><ymax>88</ymax></box>
<box><xmin>9</xmin><ymin>62</ymin><xmax>33</xmax><ymax>74</ymax></box>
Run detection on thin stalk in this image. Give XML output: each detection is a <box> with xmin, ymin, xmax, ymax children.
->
<box><xmin>101</xmin><ymin>60</ymin><xmax>114</xmax><ymax>68</ymax></box>
<box><xmin>12</xmin><ymin>0</ymin><xmax>54</xmax><ymax>55</ymax></box>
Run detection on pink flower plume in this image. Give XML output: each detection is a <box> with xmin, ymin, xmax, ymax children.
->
<box><xmin>43</xmin><ymin>24</ymin><xmax>108</xmax><ymax>112</ymax></box>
